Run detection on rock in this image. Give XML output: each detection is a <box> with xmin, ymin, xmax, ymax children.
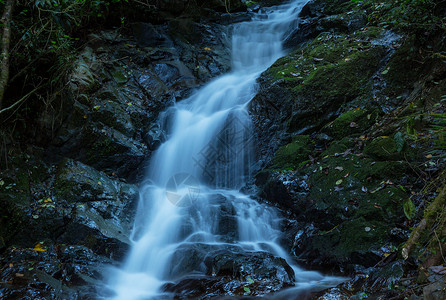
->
<box><xmin>55</xmin><ymin>158</ymin><xmax>120</xmax><ymax>202</ymax></box>
<box><xmin>323</xmin><ymin>108</ymin><xmax>378</xmax><ymax>139</ymax></box>
<box><xmin>270</xmin><ymin>135</ymin><xmax>311</xmax><ymax>169</ymax></box>
<box><xmin>364</xmin><ymin>134</ymin><xmax>416</xmax><ymax>161</ymax></box>
<box><xmin>69</xmin><ymin>49</ymin><xmax>100</xmax><ymax>94</ymax></box>
<box><xmin>132</xmin><ymin>22</ymin><xmax>173</xmax><ymax>48</ymax></box>
<box><xmin>423</xmin><ymin>280</ymin><xmax>446</xmax><ymax>300</ymax></box>
<box><xmin>164</xmin><ymin>243</ymin><xmax>295</xmax><ymax>298</ymax></box>
<box><xmin>251</xmin><ymin>27</ymin><xmax>389</xmax><ymax>167</ymax></box>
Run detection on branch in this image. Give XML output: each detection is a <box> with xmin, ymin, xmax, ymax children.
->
<box><xmin>402</xmin><ymin>185</ymin><xmax>446</xmax><ymax>260</ymax></box>
<box><xmin>0</xmin><ymin>84</ymin><xmax>45</xmax><ymax>116</ymax></box>
<box><xmin>0</xmin><ymin>0</ymin><xmax>16</xmax><ymax>108</ymax></box>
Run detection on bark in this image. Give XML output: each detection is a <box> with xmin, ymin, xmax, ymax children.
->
<box><xmin>0</xmin><ymin>0</ymin><xmax>16</xmax><ymax>109</ymax></box>
<box><xmin>402</xmin><ymin>185</ymin><xmax>446</xmax><ymax>260</ymax></box>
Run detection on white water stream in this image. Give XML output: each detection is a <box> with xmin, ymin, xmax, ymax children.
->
<box><xmin>108</xmin><ymin>1</ymin><xmax>342</xmax><ymax>298</ymax></box>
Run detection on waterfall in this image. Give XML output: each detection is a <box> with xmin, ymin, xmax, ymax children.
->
<box><xmin>107</xmin><ymin>1</ymin><xmax>342</xmax><ymax>298</ymax></box>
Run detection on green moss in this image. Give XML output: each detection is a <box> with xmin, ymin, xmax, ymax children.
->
<box><xmin>364</xmin><ymin>135</ymin><xmax>416</xmax><ymax>161</ymax></box>
<box><xmin>325</xmin><ymin>109</ymin><xmax>367</xmax><ymax>138</ymax></box>
<box><xmin>296</xmin><ymin>46</ymin><xmax>385</xmax><ymax>101</ymax></box>
<box><xmin>311</xmin><ymin>0</ymin><xmax>353</xmax><ymax>15</ymax></box>
<box><xmin>381</xmin><ymin>37</ymin><xmax>423</xmax><ymax>97</ymax></box>
<box><xmin>321</xmin><ymin>137</ymin><xmax>356</xmax><ymax>156</ymax></box>
<box><xmin>271</xmin><ymin>135</ymin><xmax>312</xmax><ymax>169</ymax></box>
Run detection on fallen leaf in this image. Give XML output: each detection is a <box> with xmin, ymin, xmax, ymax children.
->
<box><xmin>426</xmin><ymin>154</ymin><xmax>433</xmax><ymax>159</ymax></box>
<box><xmin>32</xmin><ymin>243</ymin><xmax>47</xmax><ymax>252</ymax></box>
<box><xmin>335</xmin><ymin>166</ymin><xmax>344</xmax><ymax>171</ymax></box>
<box><xmin>350</xmin><ymin>122</ymin><xmax>359</xmax><ymax>128</ymax></box>
<box><xmin>364</xmin><ymin>227</ymin><xmax>371</xmax><ymax>232</ymax></box>
<box><xmin>44</xmin><ymin>198</ymin><xmax>52</xmax><ymax>203</ymax></box>
<box><xmin>336</xmin><ymin>179</ymin><xmax>343</xmax><ymax>185</ymax></box>
<box><xmin>15</xmin><ymin>273</ymin><xmax>24</xmax><ymax>277</ymax></box>
<box><xmin>93</xmin><ymin>105</ymin><xmax>101</xmax><ymax>110</ymax></box>
<box><xmin>361</xmin><ymin>186</ymin><xmax>368</xmax><ymax>193</ymax></box>
<box><xmin>204</xmin><ymin>47</ymin><xmax>212</xmax><ymax>51</ymax></box>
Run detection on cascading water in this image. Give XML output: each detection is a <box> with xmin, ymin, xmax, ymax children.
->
<box><xmin>108</xmin><ymin>1</ymin><xmax>343</xmax><ymax>299</ymax></box>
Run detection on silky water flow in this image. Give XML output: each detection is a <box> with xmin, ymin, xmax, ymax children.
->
<box><xmin>108</xmin><ymin>1</ymin><xmax>344</xmax><ymax>299</ymax></box>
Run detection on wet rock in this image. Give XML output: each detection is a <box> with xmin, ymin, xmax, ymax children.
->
<box><xmin>322</xmin><ymin>108</ymin><xmax>378</xmax><ymax>139</ymax></box>
<box><xmin>55</xmin><ymin>158</ymin><xmax>119</xmax><ymax>203</ymax></box>
<box><xmin>423</xmin><ymin>280</ymin><xmax>446</xmax><ymax>300</ymax></box>
<box><xmin>251</xmin><ymin>27</ymin><xmax>389</xmax><ymax>166</ymax></box>
<box><xmin>78</xmin><ymin>123</ymin><xmax>148</xmax><ymax>178</ymax></box>
<box><xmin>164</xmin><ymin>243</ymin><xmax>295</xmax><ymax>298</ymax></box>
<box><xmin>132</xmin><ymin>22</ymin><xmax>172</xmax><ymax>48</ymax></box>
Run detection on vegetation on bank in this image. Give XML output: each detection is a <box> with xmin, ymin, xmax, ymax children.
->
<box><xmin>256</xmin><ymin>0</ymin><xmax>445</xmax><ymax>297</ymax></box>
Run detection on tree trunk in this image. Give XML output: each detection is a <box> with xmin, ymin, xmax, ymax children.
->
<box><xmin>0</xmin><ymin>0</ymin><xmax>16</xmax><ymax>109</ymax></box>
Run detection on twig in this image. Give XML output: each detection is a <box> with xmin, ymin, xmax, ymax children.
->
<box><xmin>0</xmin><ymin>84</ymin><xmax>45</xmax><ymax>116</ymax></box>
<box><xmin>433</xmin><ymin>229</ymin><xmax>446</xmax><ymax>264</ymax></box>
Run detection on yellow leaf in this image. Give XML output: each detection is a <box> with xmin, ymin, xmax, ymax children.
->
<box><xmin>32</xmin><ymin>243</ymin><xmax>47</xmax><ymax>252</ymax></box>
<box><xmin>93</xmin><ymin>105</ymin><xmax>101</xmax><ymax>110</ymax></box>
<box><xmin>204</xmin><ymin>47</ymin><xmax>212</xmax><ymax>51</ymax></box>
<box><xmin>98</xmin><ymin>181</ymin><xmax>102</xmax><ymax>185</ymax></box>
<box><xmin>44</xmin><ymin>198</ymin><xmax>52</xmax><ymax>203</ymax></box>
<box><xmin>336</xmin><ymin>179</ymin><xmax>343</xmax><ymax>185</ymax></box>
<box><xmin>426</xmin><ymin>154</ymin><xmax>433</xmax><ymax>159</ymax></box>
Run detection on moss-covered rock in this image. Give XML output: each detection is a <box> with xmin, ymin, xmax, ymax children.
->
<box><xmin>323</xmin><ymin>108</ymin><xmax>378</xmax><ymax>139</ymax></box>
<box><xmin>364</xmin><ymin>134</ymin><xmax>416</xmax><ymax>161</ymax></box>
<box><xmin>271</xmin><ymin>135</ymin><xmax>311</xmax><ymax>169</ymax></box>
<box><xmin>55</xmin><ymin>158</ymin><xmax>119</xmax><ymax>202</ymax></box>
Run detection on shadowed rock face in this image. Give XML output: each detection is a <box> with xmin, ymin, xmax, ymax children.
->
<box><xmin>0</xmin><ymin>2</ymin><xmax>241</xmax><ymax>298</ymax></box>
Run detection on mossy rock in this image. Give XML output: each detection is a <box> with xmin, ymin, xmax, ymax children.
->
<box><xmin>304</xmin><ymin>151</ymin><xmax>408</xmax><ymax>222</ymax></box>
<box><xmin>309</xmin><ymin>0</ymin><xmax>353</xmax><ymax>15</ymax></box>
<box><xmin>79</xmin><ymin>123</ymin><xmax>147</xmax><ymax>177</ymax></box>
<box><xmin>310</xmin><ymin>216</ymin><xmax>388</xmax><ymax>263</ymax></box>
<box><xmin>321</xmin><ymin>136</ymin><xmax>356</xmax><ymax>156</ymax></box>
<box><xmin>91</xmin><ymin>100</ymin><xmax>135</xmax><ymax>136</ymax></box>
<box><xmin>271</xmin><ymin>135</ymin><xmax>312</xmax><ymax>169</ymax></box>
<box><xmin>382</xmin><ymin>36</ymin><xmax>424</xmax><ymax>97</ymax></box>
<box><xmin>55</xmin><ymin>158</ymin><xmax>119</xmax><ymax>202</ymax></box>
<box><xmin>324</xmin><ymin>108</ymin><xmax>378</xmax><ymax>139</ymax></box>
<box><xmin>263</xmin><ymin>29</ymin><xmax>387</xmax><ymax>132</ymax></box>
<box><xmin>364</xmin><ymin>134</ymin><xmax>416</xmax><ymax>161</ymax></box>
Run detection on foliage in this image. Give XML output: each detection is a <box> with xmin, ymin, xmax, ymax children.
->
<box><xmin>360</xmin><ymin>0</ymin><xmax>445</xmax><ymax>32</ymax></box>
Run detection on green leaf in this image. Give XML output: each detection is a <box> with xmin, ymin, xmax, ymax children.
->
<box><xmin>394</xmin><ymin>132</ymin><xmax>406</xmax><ymax>152</ymax></box>
<box><xmin>246</xmin><ymin>276</ymin><xmax>254</xmax><ymax>284</ymax></box>
<box><xmin>403</xmin><ymin>198</ymin><xmax>416</xmax><ymax>220</ymax></box>
<box><xmin>243</xmin><ymin>287</ymin><xmax>251</xmax><ymax>293</ymax></box>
